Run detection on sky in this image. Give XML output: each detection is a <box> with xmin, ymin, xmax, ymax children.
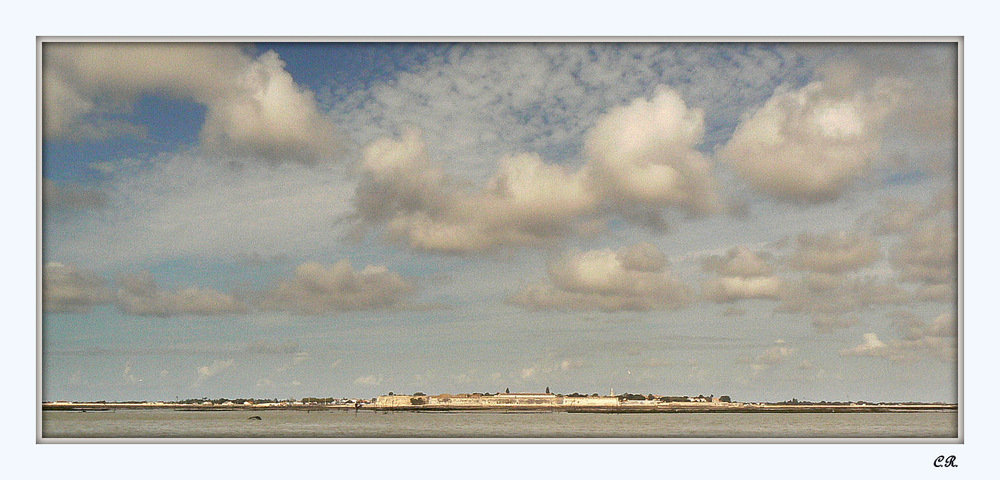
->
<box><xmin>40</xmin><ymin>41</ymin><xmax>958</xmax><ymax>403</ymax></box>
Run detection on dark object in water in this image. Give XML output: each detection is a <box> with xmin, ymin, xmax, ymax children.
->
<box><xmin>248</xmin><ymin>415</ymin><xmax>262</xmax><ymax>420</ymax></box>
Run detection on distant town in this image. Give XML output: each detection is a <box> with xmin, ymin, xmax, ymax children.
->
<box><xmin>43</xmin><ymin>389</ymin><xmax>957</xmax><ymax>414</ymax></box>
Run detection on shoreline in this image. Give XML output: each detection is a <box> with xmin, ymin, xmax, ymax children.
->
<box><xmin>42</xmin><ymin>402</ymin><xmax>958</xmax><ymax>414</ymax></box>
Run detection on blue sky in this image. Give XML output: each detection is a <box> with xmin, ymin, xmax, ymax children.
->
<box><xmin>41</xmin><ymin>42</ymin><xmax>957</xmax><ymax>403</ymax></box>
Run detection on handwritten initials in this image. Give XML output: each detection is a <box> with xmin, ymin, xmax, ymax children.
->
<box><xmin>933</xmin><ymin>455</ymin><xmax>957</xmax><ymax>467</ymax></box>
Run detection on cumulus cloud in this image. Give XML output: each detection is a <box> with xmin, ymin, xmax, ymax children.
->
<box><xmin>261</xmin><ymin>260</ymin><xmax>416</xmax><ymax>314</ymax></box>
<box><xmin>355</xmin><ymin>129</ymin><xmax>599</xmax><ymax>253</ymax></box>
<box><xmin>510</xmin><ymin>243</ymin><xmax>691</xmax><ymax>311</ymax></box>
<box><xmin>196</xmin><ymin>359</ymin><xmax>235</xmax><ymax>381</ymax></box>
<box><xmin>703</xmin><ymin>276</ymin><xmax>785</xmax><ymax>303</ymax></box>
<box><xmin>43</xmin><ymin>43</ymin><xmax>339</xmax><ymax>163</ymax></box>
<box><xmin>757</xmin><ymin>343</ymin><xmax>794</xmax><ymax>364</ymax></box>
<box><xmin>701</xmin><ymin>246</ymin><xmax>774</xmax><ymax>278</ymax></box>
<box><xmin>584</xmin><ymin>86</ymin><xmax>721</xmax><ymax>216</ymax></box>
<box><xmin>116</xmin><ymin>272</ymin><xmax>247</xmax><ymax>317</ymax></box>
<box><xmin>329</xmin><ymin>44</ymin><xmax>809</xmax><ymax>180</ymax></box>
<box><xmin>841</xmin><ymin>333</ymin><xmax>889</xmax><ymax>357</ymax></box>
<box><xmin>749</xmin><ymin>340</ymin><xmax>795</xmax><ymax>373</ymax></box>
<box><xmin>353</xmin><ymin>87</ymin><xmax>725</xmax><ymax>253</ymax></box>
<box><xmin>618</xmin><ymin>242</ymin><xmax>668</xmax><ymax>272</ymax></box>
<box><xmin>789</xmin><ymin>231</ymin><xmax>881</xmax><ymax>273</ymax></box>
<box><xmin>890</xmin><ymin>222</ymin><xmax>957</xmax><ymax>284</ymax></box>
<box><xmin>719</xmin><ymin>71</ymin><xmax>904</xmax><ymax>201</ymax></box>
<box><xmin>701</xmin><ymin>246</ymin><xmax>784</xmax><ymax>303</ymax></box>
<box><xmin>43</xmin><ymin>262</ymin><xmax>112</xmax><ymax>313</ymax></box>
<box><xmin>841</xmin><ymin>333</ymin><xmax>954</xmax><ymax>363</ymax></box>
<box><xmin>842</xmin><ymin>312</ymin><xmax>956</xmax><ymax>362</ymax></box>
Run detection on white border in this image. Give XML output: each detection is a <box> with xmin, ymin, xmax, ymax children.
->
<box><xmin>11</xmin><ymin>1</ymin><xmax>996</xmax><ymax>478</ymax></box>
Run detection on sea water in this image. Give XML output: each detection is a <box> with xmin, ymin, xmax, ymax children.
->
<box><xmin>41</xmin><ymin>409</ymin><xmax>958</xmax><ymax>439</ymax></box>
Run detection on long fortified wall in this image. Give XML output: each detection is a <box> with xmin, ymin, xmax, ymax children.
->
<box><xmin>376</xmin><ymin>393</ymin><xmax>621</xmax><ymax>409</ymax></box>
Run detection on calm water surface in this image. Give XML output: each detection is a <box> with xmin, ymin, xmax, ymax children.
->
<box><xmin>42</xmin><ymin>410</ymin><xmax>958</xmax><ymax>438</ymax></box>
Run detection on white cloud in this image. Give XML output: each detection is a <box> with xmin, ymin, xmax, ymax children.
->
<box><xmin>749</xmin><ymin>341</ymin><xmax>795</xmax><ymax>373</ymax></box>
<box><xmin>197</xmin><ymin>359</ymin><xmax>235</xmax><ymax>381</ymax></box>
<box><xmin>757</xmin><ymin>344</ymin><xmax>794</xmax><ymax>364</ymax></box>
<box><xmin>703</xmin><ymin>276</ymin><xmax>785</xmax><ymax>303</ymax></box>
<box><xmin>842</xmin><ymin>332</ymin><xmax>889</xmax><ymax>357</ymax></box>
<box><xmin>842</xmin><ymin>312</ymin><xmax>956</xmax><ymax>362</ymax></box>
<box><xmin>719</xmin><ymin>71</ymin><xmax>904</xmax><ymax>201</ymax></box>
<box><xmin>700</xmin><ymin>246</ymin><xmax>784</xmax><ymax>303</ymax></box>
<box><xmin>510</xmin><ymin>244</ymin><xmax>691</xmax><ymax>311</ymax></box>
<box><xmin>351</xmin><ymin>87</ymin><xmax>727</xmax><ymax>253</ymax></box>
<box><xmin>261</xmin><ymin>260</ymin><xmax>415</xmax><ymax>314</ymax></box>
<box><xmin>329</xmin><ymin>44</ymin><xmax>806</xmax><ymax>179</ymax></box>
<box><xmin>617</xmin><ymin>242</ymin><xmax>668</xmax><ymax>272</ymax></box>
<box><xmin>44</xmin><ymin>43</ymin><xmax>339</xmax><ymax>163</ymax></box>
<box><xmin>355</xmin><ymin>129</ymin><xmax>599</xmax><ymax>253</ymax></box>
<box><xmin>584</xmin><ymin>86</ymin><xmax>720</xmax><ymax>215</ymax></box>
